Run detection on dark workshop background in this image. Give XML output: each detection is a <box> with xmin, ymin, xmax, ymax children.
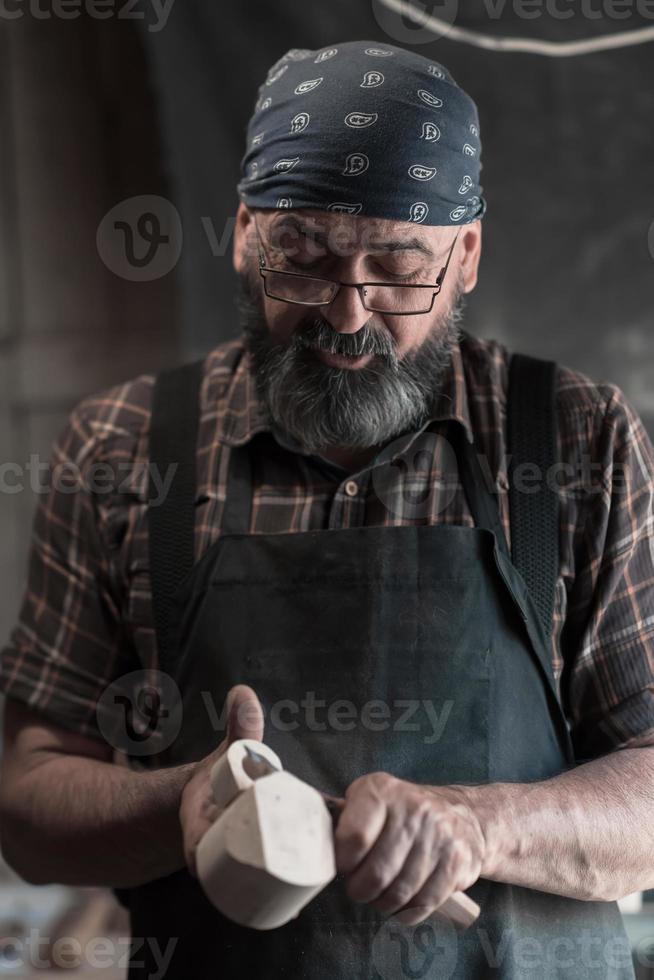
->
<box><xmin>0</xmin><ymin>2</ymin><xmax>653</xmax><ymax>969</ymax></box>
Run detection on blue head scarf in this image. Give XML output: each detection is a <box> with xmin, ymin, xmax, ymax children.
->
<box><xmin>237</xmin><ymin>40</ymin><xmax>486</xmax><ymax>227</ymax></box>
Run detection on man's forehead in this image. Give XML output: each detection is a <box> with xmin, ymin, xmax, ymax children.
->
<box><xmin>263</xmin><ymin>207</ymin><xmax>449</xmax><ymax>254</ymax></box>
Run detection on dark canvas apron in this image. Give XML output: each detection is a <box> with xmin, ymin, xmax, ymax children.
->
<box><xmin>119</xmin><ymin>354</ymin><xmax>634</xmax><ymax>979</ymax></box>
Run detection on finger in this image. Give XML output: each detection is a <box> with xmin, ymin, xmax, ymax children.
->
<box><xmin>369</xmin><ymin>822</ymin><xmax>439</xmax><ymax>915</ymax></box>
<box><xmin>395</xmin><ymin>839</ymin><xmax>467</xmax><ymax>926</ymax></box>
<box><xmin>185</xmin><ymin>820</ymin><xmax>208</xmax><ymax>878</ymax></box>
<box><xmin>185</xmin><ymin>835</ymin><xmax>201</xmax><ymax>878</ymax></box>
<box><xmin>225</xmin><ymin>684</ymin><xmax>265</xmax><ymax>744</ymax></box>
<box><xmin>184</xmin><ymin>799</ymin><xmax>220</xmax><ymax>877</ymax></box>
<box><xmin>334</xmin><ymin>788</ymin><xmax>388</xmax><ymax>875</ymax></box>
<box><xmin>345</xmin><ymin>805</ymin><xmax>428</xmax><ymax>905</ymax></box>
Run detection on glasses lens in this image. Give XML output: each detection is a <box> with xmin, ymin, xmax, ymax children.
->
<box><xmin>362</xmin><ymin>285</ymin><xmax>436</xmax><ymax>315</ymax></box>
<box><xmin>264</xmin><ymin>272</ymin><xmax>338</xmax><ymax>305</ymax></box>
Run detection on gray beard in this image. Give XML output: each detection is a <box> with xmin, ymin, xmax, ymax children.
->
<box><xmin>236</xmin><ymin>270</ymin><xmax>466</xmax><ymax>455</ymax></box>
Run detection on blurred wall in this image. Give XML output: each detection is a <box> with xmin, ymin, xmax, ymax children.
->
<box><xmin>0</xmin><ymin>17</ymin><xmax>178</xmax><ymax>647</ymax></box>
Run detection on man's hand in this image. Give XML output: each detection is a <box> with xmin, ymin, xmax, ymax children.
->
<box><xmin>334</xmin><ymin>772</ymin><xmax>486</xmax><ymax>926</ymax></box>
<box><xmin>179</xmin><ymin>684</ymin><xmax>265</xmax><ymax>877</ymax></box>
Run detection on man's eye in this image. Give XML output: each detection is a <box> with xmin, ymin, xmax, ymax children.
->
<box><xmin>284</xmin><ymin>249</ymin><xmax>326</xmax><ymax>269</ymax></box>
<box><xmin>281</xmin><ymin>255</ymin><xmax>424</xmax><ymax>282</ymax></box>
<box><xmin>381</xmin><ymin>268</ymin><xmax>423</xmax><ymax>283</ymax></box>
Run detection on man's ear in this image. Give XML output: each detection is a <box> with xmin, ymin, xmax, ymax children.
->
<box><xmin>233</xmin><ymin>202</ymin><xmax>253</xmax><ymax>275</ymax></box>
<box><xmin>459</xmin><ymin>220</ymin><xmax>482</xmax><ymax>294</ymax></box>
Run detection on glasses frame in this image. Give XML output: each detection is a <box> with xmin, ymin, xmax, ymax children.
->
<box><xmin>252</xmin><ymin>212</ymin><xmax>461</xmax><ymax>316</ymax></box>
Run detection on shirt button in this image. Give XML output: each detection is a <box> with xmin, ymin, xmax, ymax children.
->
<box><xmin>344</xmin><ymin>479</ymin><xmax>358</xmax><ymax>497</ymax></box>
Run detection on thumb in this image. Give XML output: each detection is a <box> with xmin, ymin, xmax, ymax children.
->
<box><xmin>224</xmin><ymin>683</ymin><xmax>265</xmax><ymax>746</ymax></box>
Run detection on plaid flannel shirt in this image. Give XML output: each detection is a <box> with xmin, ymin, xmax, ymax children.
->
<box><xmin>1</xmin><ymin>333</ymin><xmax>653</xmax><ymax>760</ymax></box>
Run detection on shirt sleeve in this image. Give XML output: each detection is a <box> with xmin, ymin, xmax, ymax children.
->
<box><xmin>0</xmin><ymin>400</ymin><xmax>137</xmax><ymax>742</ymax></box>
<box><xmin>562</xmin><ymin>384</ymin><xmax>654</xmax><ymax>759</ymax></box>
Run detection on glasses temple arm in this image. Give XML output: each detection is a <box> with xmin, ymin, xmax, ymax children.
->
<box><xmin>252</xmin><ymin>212</ymin><xmax>269</xmax><ymax>268</ymax></box>
<box><xmin>436</xmin><ymin>227</ymin><xmax>462</xmax><ymax>287</ymax></box>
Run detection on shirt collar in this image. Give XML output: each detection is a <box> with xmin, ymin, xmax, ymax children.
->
<box><xmin>424</xmin><ymin>336</ymin><xmax>474</xmax><ymax>442</ymax></box>
<box><xmin>205</xmin><ymin>335</ymin><xmax>474</xmax><ymax>448</ymax></box>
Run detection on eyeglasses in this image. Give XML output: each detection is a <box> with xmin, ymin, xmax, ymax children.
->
<box><xmin>252</xmin><ymin>213</ymin><xmax>461</xmax><ymax>316</ymax></box>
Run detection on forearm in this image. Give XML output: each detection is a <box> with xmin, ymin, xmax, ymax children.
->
<box><xmin>0</xmin><ymin>754</ymin><xmax>197</xmax><ymax>888</ymax></box>
<box><xmin>444</xmin><ymin>746</ymin><xmax>654</xmax><ymax>902</ymax></box>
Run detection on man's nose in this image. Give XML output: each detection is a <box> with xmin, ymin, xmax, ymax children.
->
<box><xmin>322</xmin><ymin>281</ymin><xmax>372</xmax><ymax>334</ymax></box>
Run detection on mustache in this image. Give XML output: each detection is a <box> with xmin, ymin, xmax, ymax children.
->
<box><xmin>237</xmin><ymin>265</ymin><xmax>467</xmax><ymax>454</ymax></box>
<box><xmin>293</xmin><ymin>316</ymin><xmax>397</xmax><ymax>362</ymax></box>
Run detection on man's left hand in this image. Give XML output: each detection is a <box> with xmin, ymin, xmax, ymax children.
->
<box><xmin>334</xmin><ymin>772</ymin><xmax>486</xmax><ymax>925</ymax></box>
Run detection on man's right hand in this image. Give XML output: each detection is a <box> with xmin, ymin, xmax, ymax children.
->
<box><xmin>179</xmin><ymin>684</ymin><xmax>265</xmax><ymax>877</ymax></box>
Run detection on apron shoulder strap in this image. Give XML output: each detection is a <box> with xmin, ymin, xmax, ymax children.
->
<box><xmin>147</xmin><ymin>357</ymin><xmax>204</xmax><ymax>665</ymax></box>
<box><xmin>507</xmin><ymin>353</ymin><xmax>560</xmax><ymax>638</ymax></box>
